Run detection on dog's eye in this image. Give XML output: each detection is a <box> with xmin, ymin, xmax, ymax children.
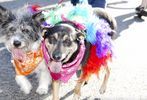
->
<box><xmin>48</xmin><ymin>36</ymin><xmax>57</xmax><ymax>44</ymax></box>
<box><xmin>9</xmin><ymin>27</ymin><xmax>16</xmax><ymax>32</ymax></box>
<box><xmin>63</xmin><ymin>39</ymin><xmax>72</xmax><ymax>47</ymax></box>
<box><xmin>22</xmin><ymin>29</ymin><xmax>29</xmax><ymax>33</ymax></box>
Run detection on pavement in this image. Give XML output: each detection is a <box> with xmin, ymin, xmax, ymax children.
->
<box><xmin>0</xmin><ymin>0</ymin><xmax>147</xmax><ymax>100</ymax></box>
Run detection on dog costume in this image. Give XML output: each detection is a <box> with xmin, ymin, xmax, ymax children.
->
<box><xmin>12</xmin><ymin>48</ymin><xmax>43</xmax><ymax>76</ymax></box>
<box><xmin>39</xmin><ymin>0</ymin><xmax>113</xmax><ymax>82</ymax></box>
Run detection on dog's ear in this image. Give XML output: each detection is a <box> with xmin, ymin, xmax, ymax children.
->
<box><xmin>0</xmin><ymin>5</ymin><xmax>15</xmax><ymax>27</ymax></box>
<box><xmin>41</xmin><ymin>27</ymin><xmax>54</xmax><ymax>39</ymax></box>
<box><xmin>32</xmin><ymin>12</ymin><xmax>45</xmax><ymax>26</ymax></box>
<box><xmin>76</xmin><ymin>31</ymin><xmax>85</xmax><ymax>42</ymax></box>
<box><xmin>41</xmin><ymin>28</ymin><xmax>48</xmax><ymax>39</ymax></box>
<box><xmin>32</xmin><ymin>12</ymin><xmax>45</xmax><ymax>37</ymax></box>
<box><xmin>0</xmin><ymin>5</ymin><xmax>15</xmax><ymax>38</ymax></box>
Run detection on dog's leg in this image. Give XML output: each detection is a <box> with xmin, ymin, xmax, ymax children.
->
<box><xmin>52</xmin><ymin>80</ymin><xmax>60</xmax><ymax>100</ymax></box>
<box><xmin>36</xmin><ymin>60</ymin><xmax>52</xmax><ymax>95</ymax></box>
<box><xmin>99</xmin><ymin>66</ymin><xmax>110</xmax><ymax>94</ymax></box>
<box><xmin>36</xmin><ymin>69</ymin><xmax>51</xmax><ymax>95</ymax></box>
<box><xmin>73</xmin><ymin>80</ymin><xmax>84</xmax><ymax>100</ymax></box>
<box><xmin>15</xmin><ymin>75</ymin><xmax>32</xmax><ymax>94</ymax></box>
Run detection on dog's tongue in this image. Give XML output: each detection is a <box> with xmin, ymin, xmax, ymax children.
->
<box><xmin>49</xmin><ymin>61</ymin><xmax>62</xmax><ymax>73</ymax></box>
<box><xmin>12</xmin><ymin>48</ymin><xmax>26</xmax><ymax>61</ymax></box>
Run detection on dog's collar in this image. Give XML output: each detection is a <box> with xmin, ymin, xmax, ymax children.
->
<box><xmin>42</xmin><ymin>40</ymin><xmax>85</xmax><ymax>83</ymax></box>
<box><xmin>12</xmin><ymin>48</ymin><xmax>43</xmax><ymax>76</ymax></box>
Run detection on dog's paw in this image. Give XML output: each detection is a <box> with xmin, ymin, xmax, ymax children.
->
<box><xmin>21</xmin><ymin>83</ymin><xmax>32</xmax><ymax>94</ymax></box>
<box><xmin>15</xmin><ymin>75</ymin><xmax>32</xmax><ymax>94</ymax></box>
<box><xmin>73</xmin><ymin>94</ymin><xmax>80</xmax><ymax>100</ymax></box>
<box><xmin>36</xmin><ymin>86</ymin><xmax>48</xmax><ymax>95</ymax></box>
<box><xmin>21</xmin><ymin>88</ymin><xmax>31</xmax><ymax>94</ymax></box>
<box><xmin>99</xmin><ymin>85</ymin><xmax>106</xmax><ymax>94</ymax></box>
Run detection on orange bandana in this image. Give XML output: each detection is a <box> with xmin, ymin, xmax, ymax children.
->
<box><xmin>12</xmin><ymin>48</ymin><xmax>43</xmax><ymax>76</ymax></box>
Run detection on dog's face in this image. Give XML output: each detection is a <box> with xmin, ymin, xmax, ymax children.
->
<box><xmin>0</xmin><ymin>5</ymin><xmax>43</xmax><ymax>52</ymax></box>
<box><xmin>44</xmin><ymin>23</ymin><xmax>82</xmax><ymax>64</ymax></box>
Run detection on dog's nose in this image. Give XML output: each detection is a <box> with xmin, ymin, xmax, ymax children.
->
<box><xmin>52</xmin><ymin>51</ymin><xmax>62</xmax><ymax>61</ymax></box>
<box><xmin>13</xmin><ymin>40</ymin><xmax>21</xmax><ymax>47</ymax></box>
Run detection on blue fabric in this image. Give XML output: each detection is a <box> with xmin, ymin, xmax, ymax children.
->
<box><xmin>88</xmin><ymin>0</ymin><xmax>106</xmax><ymax>8</ymax></box>
<box><xmin>71</xmin><ymin>0</ymin><xmax>106</xmax><ymax>8</ymax></box>
<box><xmin>71</xmin><ymin>0</ymin><xmax>79</xmax><ymax>5</ymax></box>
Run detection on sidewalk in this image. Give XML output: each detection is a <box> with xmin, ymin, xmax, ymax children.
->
<box><xmin>0</xmin><ymin>0</ymin><xmax>147</xmax><ymax>100</ymax></box>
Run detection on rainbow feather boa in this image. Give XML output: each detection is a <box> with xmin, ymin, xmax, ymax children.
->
<box><xmin>42</xmin><ymin>2</ymin><xmax>113</xmax><ymax>58</ymax></box>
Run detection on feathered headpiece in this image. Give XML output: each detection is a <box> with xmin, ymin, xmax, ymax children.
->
<box><xmin>41</xmin><ymin>2</ymin><xmax>113</xmax><ymax>58</ymax></box>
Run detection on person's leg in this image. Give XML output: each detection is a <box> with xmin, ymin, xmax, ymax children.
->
<box><xmin>136</xmin><ymin>0</ymin><xmax>147</xmax><ymax>18</ymax></box>
<box><xmin>71</xmin><ymin>0</ymin><xmax>79</xmax><ymax>6</ymax></box>
<box><xmin>140</xmin><ymin>0</ymin><xmax>147</xmax><ymax>9</ymax></box>
<box><xmin>71</xmin><ymin>0</ymin><xmax>106</xmax><ymax>8</ymax></box>
<box><xmin>136</xmin><ymin>0</ymin><xmax>147</xmax><ymax>11</ymax></box>
<box><xmin>88</xmin><ymin>0</ymin><xmax>106</xmax><ymax>8</ymax></box>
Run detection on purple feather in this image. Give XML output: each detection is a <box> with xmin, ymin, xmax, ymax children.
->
<box><xmin>95</xmin><ymin>19</ymin><xmax>113</xmax><ymax>58</ymax></box>
<box><xmin>96</xmin><ymin>30</ymin><xmax>113</xmax><ymax>58</ymax></box>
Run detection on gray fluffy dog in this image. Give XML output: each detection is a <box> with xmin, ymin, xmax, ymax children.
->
<box><xmin>0</xmin><ymin>5</ymin><xmax>52</xmax><ymax>95</ymax></box>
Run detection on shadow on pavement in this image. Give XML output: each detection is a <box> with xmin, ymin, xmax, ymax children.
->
<box><xmin>60</xmin><ymin>89</ymin><xmax>74</xmax><ymax>100</ymax></box>
<box><xmin>107</xmin><ymin>0</ymin><xmax>135</xmax><ymax>9</ymax></box>
<box><xmin>115</xmin><ymin>12</ymin><xmax>145</xmax><ymax>35</ymax></box>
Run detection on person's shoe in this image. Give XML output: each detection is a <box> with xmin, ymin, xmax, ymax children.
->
<box><xmin>136</xmin><ymin>6</ymin><xmax>144</xmax><ymax>12</ymax></box>
<box><xmin>140</xmin><ymin>9</ymin><xmax>147</xmax><ymax>16</ymax></box>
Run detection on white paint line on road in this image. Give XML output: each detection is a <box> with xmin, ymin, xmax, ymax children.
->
<box><xmin>0</xmin><ymin>0</ymin><xmax>14</xmax><ymax>3</ymax></box>
<box><xmin>0</xmin><ymin>89</ymin><xmax>3</xmax><ymax>93</ymax></box>
<box><xmin>0</xmin><ymin>47</ymin><xmax>6</xmax><ymax>51</ymax></box>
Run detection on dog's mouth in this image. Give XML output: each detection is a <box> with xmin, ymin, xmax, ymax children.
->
<box><xmin>48</xmin><ymin>52</ymin><xmax>75</xmax><ymax>73</ymax></box>
<box><xmin>11</xmin><ymin>48</ymin><xmax>26</xmax><ymax>62</ymax></box>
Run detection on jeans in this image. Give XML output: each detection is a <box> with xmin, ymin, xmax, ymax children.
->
<box><xmin>71</xmin><ymin>0</ymin><xmax>106</xmax><ymax>8</ymax></box>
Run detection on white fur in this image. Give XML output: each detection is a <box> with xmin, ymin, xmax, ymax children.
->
<box><xmin>14</xmin><ymin>40</ymin><xmax>52</xmax><ymax>94</ymax></box>
<box><xmin>35</xmin><ymin>59</ymin><xmax>52</xmax><ymax>95</ymax></box>
<box><xmin>0</xmin><ymin>5</ymin><xmax>52</xmax><ymax>95</ymax></box>
<box><xmin>31</xmin><ymin>39</ymin><xmax>42</xmax><ymax>51</ymax></box>
<box><xmin>15</xmin><ymin>75</ymin><xmax>32</xmax><ymax>94</ymax></box>
<box><xmin>15</xmin><ymin>59</ymin><xmax>52</xmax><ymax>95</ymax></box>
